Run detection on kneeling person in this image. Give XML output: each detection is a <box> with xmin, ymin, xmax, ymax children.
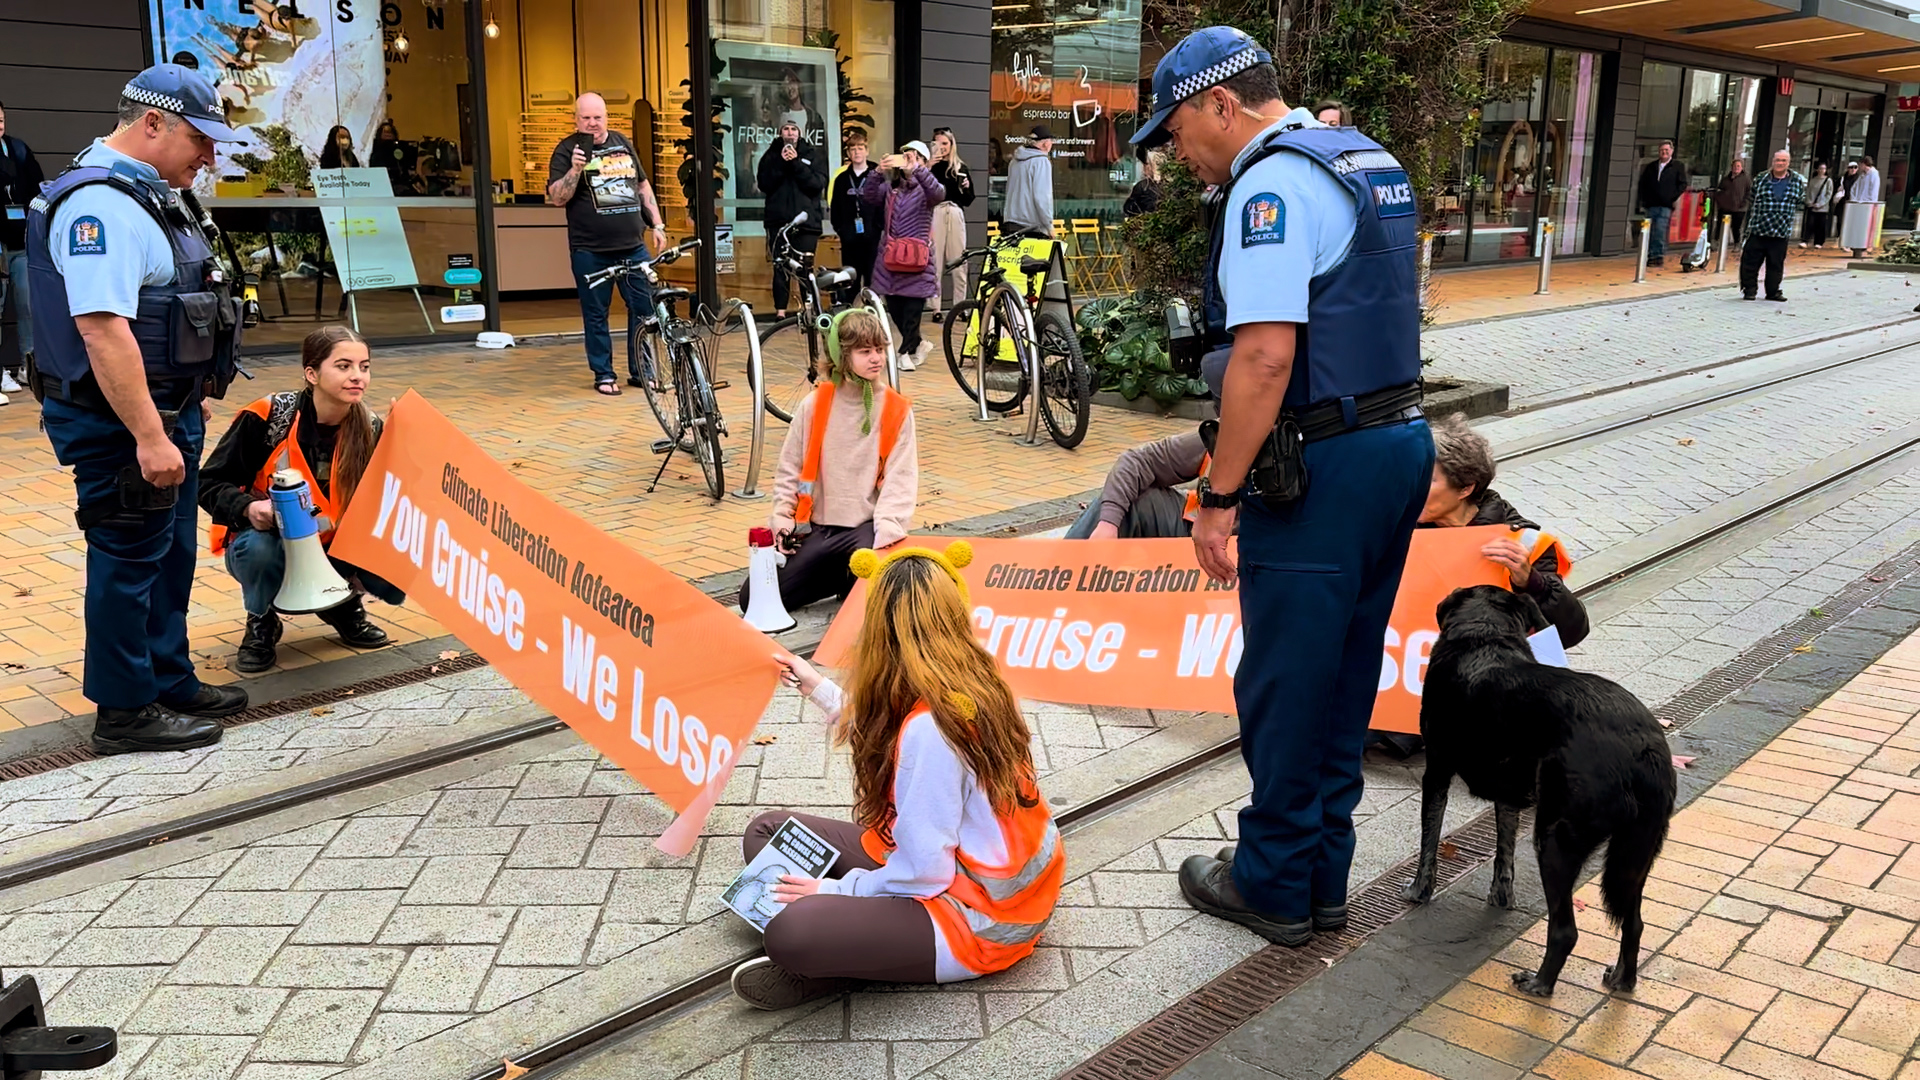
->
<box><xmin>200</xmin><ymin>327</ymin><xmax>405</xmax><ymax>672</ymax></box>
<box><xmin>744</xmin><ymin>308</ymin><xmax>918</xmax><ymax>612</ymax></box>
<box><xmin>1067</xmin><ymin>429</ymin><xmax>1209</xmax><ymax>540</ymax></box>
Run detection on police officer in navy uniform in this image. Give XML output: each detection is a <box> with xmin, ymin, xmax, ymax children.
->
<box><xmin>25</xmin><ymin>64</ymin><xmax>250</xmax><ymax>753</ymax></box>
<box><xmin>1133</xmin><ymin>29</ymin><xmax>1435</xmax><ymax>945</ymax></box>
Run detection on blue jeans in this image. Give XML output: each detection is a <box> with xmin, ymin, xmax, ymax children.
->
<box><xmin>570</xmin><ymin>246</ymin><xmax>655</xmax><ymax>385</ymax></box>
<box><xmin>224</xmin><ymin>526</ymin><xmax>406</xmax><ymax>617</ymax></box>
<box><xmin>1645</xmin><ymin>206</ymin><xmax>1672</xmax><ymax>258</ymax></box>
<box><xmin>2</xmin><ymin>247</ymin><xmax>29</xmax><ymax>358</ymax></box>
<box><xmin>40</xmin><ymin>396</ymin><xmax>207</xmax><ymax>711</ymax></box>
<box><xmin>1230</xmin><ymin>419</ymin><xmax>1435</xmax><ymax>918</ymax></box>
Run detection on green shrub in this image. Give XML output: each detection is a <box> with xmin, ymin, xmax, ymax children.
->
<box><xmin>1077</xmin><ymin>293</ymin><xmax>1210</xmax><ymax>409</ymax></box>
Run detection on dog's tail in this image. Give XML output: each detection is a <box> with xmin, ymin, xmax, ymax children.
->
<box><xmin>1600</xmin><ymin>759</ymin><xmax>1677</xmax><ymax>927</ymax></box>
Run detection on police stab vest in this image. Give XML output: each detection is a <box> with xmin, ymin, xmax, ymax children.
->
<box><xmin>1202</xmin><ymin>124</ymin><xmax>1422</xmax><ymax>410</ymax></box>
<box><xmin>25</xmin><ymin>162</ymin><xmax>227</xmax><ymax>399</ymax></box>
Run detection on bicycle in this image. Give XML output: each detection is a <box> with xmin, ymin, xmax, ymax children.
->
<box><xmin>940</xmin><ymin>227</ymin><xmax>1091</xmax><ymax>449</ymax></box>
<box><xmin>584</xmin><ymin>239</ymin><xmax>730</xmax><ymax>500</ymax></box>
<box><xmin>749</xmin><ymin>212</ymin><xmax>895</xmax><ymax>423</ymax></box>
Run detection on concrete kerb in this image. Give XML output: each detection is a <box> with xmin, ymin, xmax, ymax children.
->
<box><xmin>1429</xmin><ymin>267</ymin><xmax>1854</xmax><ymax>330</ymax></box>
<box><xmin>1166</xmin><ymin>540</ymin><xmax>1920</xmax><ymax>1080</ymax></box>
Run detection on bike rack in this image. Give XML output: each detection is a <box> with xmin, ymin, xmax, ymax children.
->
<box><xmin>726</xmin><ymin>299</ymin><xmax>768</xmax><ymax>500</ymax></box>
<box><xmin>859</xmin><ymin>288</ymin><xmax>900</xmax><ymax>390</ymax></box>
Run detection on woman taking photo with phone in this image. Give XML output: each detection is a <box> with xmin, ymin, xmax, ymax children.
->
<box><xmin>860</xmin><ymin>140</ymin><xmax>944</xmax><ymax>370</ymax></box>
<box><xmin>926</xmin><ymin>128</ymin><xmax>974</xmax><ymax>318</ymax></box>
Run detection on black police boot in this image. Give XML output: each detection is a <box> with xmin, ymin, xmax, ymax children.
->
<box><xmin>1178</xmin><ymin>854</ymin><xmax>1314</xmax><ymax>946</ymax></box>
<box><xmin>237</xmin><ymin>611</ymin><xmax>282</xmax><ymax>674</ymax></box>
<box><xmin>165</xmin><ymin>683</ymin><xmax>250</xmax><ymax>718</ymax></box>
<box><xmin>1209</xmin><ymin>845</ymin><xmax>1347</xmax><ymax>932</ymax></box>
<box><xmin>92</xmin><ymin>704</ymin><xmax>222</xmax><ymax>755</ymax></box>
<box><xmin>319</xmin><ymin>598</ymin><xmax>391</xmax><ymax>649</ymax></box>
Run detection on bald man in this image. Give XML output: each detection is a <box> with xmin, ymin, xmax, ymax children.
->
<box><xmin>548</xmin><ymin>92</ymin><xmax>668</xmax><ymax>395</ymax></box>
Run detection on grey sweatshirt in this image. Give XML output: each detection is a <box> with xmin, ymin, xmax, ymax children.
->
<box><xmin>1003</xmin><ymin>145</ymin><xmax>1055</xmax><ymax>233</ymax></box>
<box><xmin>1098</xmin><ymin>431</ymin><xmax>1208</xmax><ymax>528</ymax></box>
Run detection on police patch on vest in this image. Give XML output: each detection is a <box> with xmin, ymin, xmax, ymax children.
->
<box><xmin>1366</xmin><ymin>170</ymin><xmax>1416</xmax><ymax>218</ymax></box>
<box><xmin>68</xmin><ymin>216</ymin><xmax>106</xmax><ymax>256</ymax></box>
<box><xmin>1242</xmin><ymin>193</ymin><xmax>1285</xmax><ymax>247</ymax></box>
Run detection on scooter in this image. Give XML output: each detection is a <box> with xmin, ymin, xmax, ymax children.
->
<box><xmin>1679</xmin><ymin>195</ymin><xmax>1717</xmax><ymax>273</ymax></box>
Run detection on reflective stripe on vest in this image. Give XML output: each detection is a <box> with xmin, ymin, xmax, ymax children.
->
<box><xmin>859</xmin><ymin>706</ymin><xmax>1065</xmax><ymax>976</ymax></box>
<box><xmin>1181</xmin><ymin>452</ymin><xmax>1214</xmax><ymax>523</ymax></box>
<box><xmin>1515</xmin><ymin>528</ymin><xmax>1572</xmax><ymax>578</ymax></box>
<box><xmin>208</xmin><ymin>395</ymin><xmax>340</xmax><ymax>556</ymax></box>
<box><xmin>792</xmin><ymin>383</ymin><xmax>911</xmax><ymax>526</ymax></box>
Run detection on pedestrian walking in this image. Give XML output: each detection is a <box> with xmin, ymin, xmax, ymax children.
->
<box><xmin>829</xmin><ymin>134</ymin><xmax>883</xmax><ymax>291</ymax></box>
<box><xmin>1741</xmin><ymin>149</ymin><xmax>1805</xmax><ymax>303</ymax></box>
<box><xmin>758</xmin><ymin>117</ymin><xmax>828</xmax><ymax>319</ymax></box>
<box><xmin>200</xmin><ymin>327</ymin><xmax>405</xmax><ymax>674</ymax></box>
<box><xmin>1003</xmin><ymin>125</ymin><xmax>1055</xmax><ymax>238</ymax></box>
<box><xmin>1714</xmin><ymin>157</ymin><xmax>1750</xmax><ymax>244</ymax></box>
<box><xmin>1802</xmin><ymin>162</ymin><xmax>1834</xmax><ymax>249</ymax></box>
<box><xmin>1133</xmin><ymin>27</ymin><xmax>1432</xmax><ymax>946</ymax></box>
<box><xmin>1636</xmin><ymin>140</ymin><xmax>1688</xmax><ymax>267</ymax></box>
<box><xmin>25</xmin><ymin>63</ymin><xmax>252</xmax><ymax>752</ymax></box>
<box><xmin>860</xmin><ymin>141</ymin><xmax>943</xmax><ymax>370</ymax></box>
<box><xmin>926</xmin><ymin>127</ymin><xmax>974</xmax><ymax>318</ymax></box>
<box><xmin>731</xmin><ymin>541</ymin><xmax>1062</xmax><ymax>1010</ymax></box>
<box><xmin>546</xmin><ymin>92</ymin><xmax>667</xmax><ymax>397</ymax></box>
<box><xmin>1</xmin><ymin>100</ymin><xmax>44</xmax><ymax>400</ymax></box>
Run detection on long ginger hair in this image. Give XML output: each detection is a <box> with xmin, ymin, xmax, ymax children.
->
<box><xmin>299</xmin><ymin>326</ymin><xmax>377</xmax><ymax>514</ymax></box>
<box><xmin>842</xmin><ymin>555</ymin><xmax>1037</xmax><ymax>841</ymax></box>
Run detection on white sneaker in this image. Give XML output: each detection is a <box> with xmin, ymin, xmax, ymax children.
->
<box><xmin>0</xmin><ymin>371</ymin><xmax>17</xmax><ymax>393</ymax></box>
<box><xmin>0</xmin><ymin>391</ymin><xmax>10</xmax><ymax>406</ymax></box>
<box><xmin>896</xmin><ymin>348</ymin><xmax>919</xmax><ymax>372</ymax></box>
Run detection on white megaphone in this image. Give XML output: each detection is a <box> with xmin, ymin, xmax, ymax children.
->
<box><xmin>269</xmin><ymin>469</ymin><xmax>355</xmax><ymax>615</ymax></box>
<box><xmin>741</xmin><ymin>527</ymin><xmax>796</xmax><ymax>633</ymax></box>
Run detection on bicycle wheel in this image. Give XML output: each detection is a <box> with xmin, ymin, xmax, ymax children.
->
<box><xmin>1035</xmin><ymin>309</ymin><xmax>1092</xmax><ymax>449</ymax></box>
<box><xmin>681</xmin><ymin>362</ymin><xmax>727</xmax><ymax>500</ymax></box>
<box><xmin>752</xmin><ymin>315</ymin><xmax>823</xmax><ymax>424</ymax></box>
<box><xmin>942</xmin><ymin>295</ymin><xmax>1028</xmax><ymax>412</ymax></box>
<box><xmin>633</xmin><ymin>327</ymin><xmax>680</xmax><ymax>445</ymax></box>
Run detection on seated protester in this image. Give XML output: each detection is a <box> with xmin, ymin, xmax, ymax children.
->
<box><xmin>743</xmin><ymin>308</ymin><xmax>918</xmax><ymax>612</ymax></box>
<box><xmin>200</xmin><ymin>327</ymin><xmax>405</xmax><ymax>673</ymax></box>
<box><xmin>738</xmin><ymin>541</ymin><xmax>1063</xmax><ymax>1009</ymax></box>
<box><xmin>1065</xmin><ymin>430</ymin><xmax>1207</xmax><ymax>540</ymax></box>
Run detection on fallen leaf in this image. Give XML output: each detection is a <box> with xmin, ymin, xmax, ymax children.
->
<box><xmin>430</xmin><ymin>665</ymin><xmax>441</xmax><ymax>674</ymax></box>
<box><xmin>344</xmin><ymin>689</ymin><xmax>357</xmax><ymax>695</ymax></box>
<box><xmin>1676</xmin><ymin>437</ymin><xmax>1695</xmax><ymax>446</ymax></box>
<box><xmin>1672</xmin><ymin>755</ymin><xmax>1695</xmax><ymax>769</ymax></box>
<box><xmin>439</xmin><ymin>650</ymin><xmax>462</xmax><ymax>661</ymax></box>
<box><xmin>1572</xmin><ymin>897</ymin><xmax>1589</xmax><ymax>912</ymax></box>
<box><xmin>1320</xmin><ymin>957</ymin><xmax>1335</xmax><ymax>968</ymax></box>
<box><xmin>1793</xmin><ymin>644</ymin><xmax>1814</xmax><ymax>653</ymax></box>
<box><xmin>752</xmin><ymin>734</ymin><xmax>778</xmax><ymax>746</ymax></box>
<box><xmin>1870</xmin><ymin>575</ymin><xmax>1887</xmax><ymax>583</ymax></box>
<box><xmin>12</xmin><ymin>587</ymin><xmax>29</xmax><ymax>598</ymax></box>
<box><xmin>1811</xmin><ymin>607</ymin><xmax>1828</xmax><ymax>618</ymax></box>
<box><xmin>501</xmin><ymin>1061</ymin><xmax>530</xmax><ymax>1080</ymax></box>
<box><xmin>1657</xmin><ymin>716</ymin><xmax>1673</xmax><ymax>728</ymax></box>
<box><xmin>310</xmin><ymin>707</ymin><xmax>333</xmax><ymax>717</ymax></box>
<box><xmin>1439</xmin><ymin>840</ymin><xmax>1459</xmax><ymax>860</ymax></box>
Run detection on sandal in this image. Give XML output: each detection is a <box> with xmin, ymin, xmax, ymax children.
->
<box><xmin>596</xmin><ymin>381</ymin><xmax>623</xmax><ymax>396</ymax></box>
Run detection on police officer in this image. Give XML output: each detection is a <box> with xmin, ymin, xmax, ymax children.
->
<box><xmin>1133</xmin><ymin>29</ymin><xmax>1434</xmax><ymax>945</ymax></box>
<box><xmin>25</xmin><ymin>64</ymin><xmax>250</xmax><ymax>753</ymax></box>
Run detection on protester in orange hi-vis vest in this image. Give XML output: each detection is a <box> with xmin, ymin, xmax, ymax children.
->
<box><xmin>734</xmin><ymin>540</ymin><xmax>1064</xmax><ymax>1010</ymax></box>
<box><xmin>200</xmin><ymin>327</ymin><xmax>405</xmax><ymax>674</ymax></box>
<box><xmin>742</xmin><ymin>307</ymin><xmax>918</xmax><ymax>615</ymax></box>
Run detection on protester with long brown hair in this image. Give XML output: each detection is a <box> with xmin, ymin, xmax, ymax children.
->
<box><xmin>731</xmin><ymin>542</ymin><xmax>1063</xmax><ymax>1011</ymax></box>
<box><xmin>200</xmin><ymin>326</ymin><xmax>404</xmax><ymax>673</ymax></box>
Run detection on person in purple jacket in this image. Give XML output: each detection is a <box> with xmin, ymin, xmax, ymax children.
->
<box><xmin>861</xmin><ymin>140</ymin><xmax>943</xmax><ymax>370</ymax></box>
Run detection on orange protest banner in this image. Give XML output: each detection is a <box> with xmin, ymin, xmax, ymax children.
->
<box><xmin>816</xmin><ymin>528</ymin><xmax>1511</xmax><ymax>734</ymax></box>
<box><xmin>330</xmin><ymin>392</ymin><xmax>779</xmax><ymax>818</ymax></box>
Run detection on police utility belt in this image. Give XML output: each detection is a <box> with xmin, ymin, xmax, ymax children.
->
<box><xmin>1199</xmin><ymin>382</ymin><xmax>1424</xmax><ymax>509</ymax></box>
<box><xmin>25</xmin><ymin>359</ymin><xmax>210</xmax><ymax>415</ymax></box>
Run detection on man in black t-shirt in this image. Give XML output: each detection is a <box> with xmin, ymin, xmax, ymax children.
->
<box><xmin>547</xmin><ymin>92</ymin><xmax>669</xmax><ymax>395</ymax></box>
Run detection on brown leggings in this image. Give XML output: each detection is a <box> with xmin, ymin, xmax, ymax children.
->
<box><xmin>743</xmin><ymin>810</ymin><xmax>939</xmax><ymax>983</ymax></box>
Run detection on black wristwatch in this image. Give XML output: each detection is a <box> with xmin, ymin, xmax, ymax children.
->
<box><xmin>1196</xmin><ymin>477</ymin><xmax>1242</xmax><ymax>510</ymax></box>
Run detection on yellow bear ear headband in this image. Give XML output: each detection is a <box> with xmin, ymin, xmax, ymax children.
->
<box><xmin>848</xmin><ymin>539</ymin><xmax>975</xmax><ymax>609</ymax></box>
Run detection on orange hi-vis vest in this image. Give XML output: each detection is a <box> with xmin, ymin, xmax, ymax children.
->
<box><xmin>1516</xmin><ymin>527</ymin><xmax>1573</xmax><ymax>577</ymax></box>
<box><xmin>1182</xmin><ymin>452</ymin><xmax>1214</xmax><ymax>523</ymax></box>
<box><xmin>860</xmin><ymin>705</ymin><xmax>1065</xmax><ymax>976</ymax></box>
<box><xmin>792</xmin><ymin>382</ymin><xmax>911</xmax><ymax>526</ymax></box>
<box><xmin>208</xmin><ymin>393</ymin><xmax>342</xmax><ymax>557</ymax></box>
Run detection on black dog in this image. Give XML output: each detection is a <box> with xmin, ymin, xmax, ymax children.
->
<box><xmin>1402</xmin><ymin>585</ymin><xmax>1676</xmax><ymax>997</ymax></box>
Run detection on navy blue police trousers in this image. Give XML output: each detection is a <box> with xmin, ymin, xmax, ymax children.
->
<box><xmin>1231</xmin><ymin>418</ymin><xmax>1434</xmax><ymax>918</ymax></box>
<box><xmin>41</xmin><ymin>396</ymin><xmax>208</xmax><ymax>712</ymax></box>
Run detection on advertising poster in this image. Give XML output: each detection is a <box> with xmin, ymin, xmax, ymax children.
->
<box><xmin>715</xmin><ymin>41</ymin><xmax>840</xmax><ymax>235</ymax></box>
<box><xmin>147</xmin><ymin>1</ymin><xmax>386</xmax><ymax>191</ymax></box>
<box><xmin>814</xmin><ymin>530</ymin><xmax>1512</xmax><ymax>735</ymax></box>
<box><xmin>312</xmin><ymin>167</ymin><xmax>419</xmax><ymax>292</ymax></box>
<box><xmin>330</xmin><ymin>392</ymin><xmax>781</xmax><ymax>850</ymax></box>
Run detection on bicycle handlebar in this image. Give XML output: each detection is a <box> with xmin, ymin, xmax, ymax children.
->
<box><xmin>582</xmin><ymin>238</ymin><xmax>705</xmax><ymax>289</ymax></box>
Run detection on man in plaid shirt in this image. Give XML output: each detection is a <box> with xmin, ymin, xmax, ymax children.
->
<box><xmin>1741</xmin><ymin>149</ymin><xmax>1806</xmax><ymax>302</ymax></box>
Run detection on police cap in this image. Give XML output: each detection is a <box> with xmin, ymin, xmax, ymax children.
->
<box><xmin>122</xmin><ymin>63</ymin><xmax>246</xmax><ymax>144</ymax></box>
<box><xmin>1133</xmin><ymin>26</ymin><xmax>1273</xmax><ymax>149</ymax></box>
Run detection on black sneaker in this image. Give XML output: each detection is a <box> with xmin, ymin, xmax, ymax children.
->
<box><xmin>1209</xmin><ymin>847</ymin><xmax>1348</xmax><ymax>932</ymax></box>
<box><xmin>164</xmin><ymin>683</ymin><xmax>250</xmax><ymax>718</ymax></box>
<box><xmin>729</xmin><ymin>957</ymin><xmax>857</xmax><ymax>1010</ymax></box>
<box><xmin>1178</xmin><ymin>854</ymin><xmax>1313</xmax><ymax>946</ymax></box>
<box><xmin>237</xmin><ymin>611</ymin><xmax>281</xmax><ymax>674</ymax></box>
<box><xmin>1765</xmin><ymin>293</ymin><xmax>1787</xmax><ymax>302</ymax></box>
<box><xmin>92</xmin><ymin>704</ymin><xmax>222</xmax><ymax>754</ymax></box>
<box><xmin>1742</xmin><ymin>293</ymin><xmax>1758</xmax><ymax>301</ymax></box>
<box><xmin>319</xmin><ymin>598</ymin><xmax>391</xmax><ymax>650</ymax></box>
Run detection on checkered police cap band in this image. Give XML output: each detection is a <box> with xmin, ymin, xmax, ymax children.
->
<box><xmin>1160</xmin><ymin>46</ymin><xmax>1266</xmax><ymax>111</ymax></box>
<box><xmin>122</xmin><ymin>85</ymin><xmax>189</xmax><ymax>116</ymax></box>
